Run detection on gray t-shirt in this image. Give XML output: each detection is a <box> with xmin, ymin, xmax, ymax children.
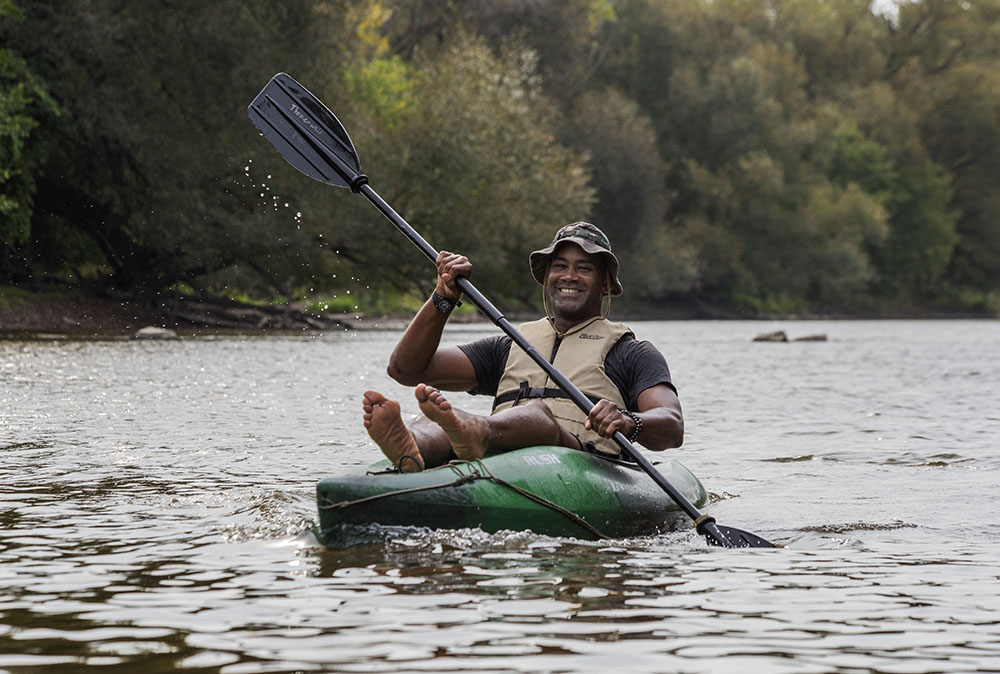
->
<box><xmin>457</xmin><ymin>333</ymin><xmax>675</xmax><ymax>410</ymax></box>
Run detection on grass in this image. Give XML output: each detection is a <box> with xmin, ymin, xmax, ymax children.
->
<box><xmin>301</xmin><ymin>288</ymin><xmax>466</xmax><ymax>316</ymax></box>
<box><xmin>0</xmin><ymin>284</ymin><xmax>86</xmax><ymax>309</ymax></box>
<box><xmin>166</xmin><ymin>281</ymin><xmax>462</xmax><ymax>318</ymax></box>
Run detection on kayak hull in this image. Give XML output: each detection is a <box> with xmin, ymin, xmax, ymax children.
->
<box><xmin>316</xmin><ymin>446</ymin><xmax>708</xmax><ymax>544</ymax></box>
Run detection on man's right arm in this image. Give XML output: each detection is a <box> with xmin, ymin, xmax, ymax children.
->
<box><xmin>386</xmin><ymin>301</ymin><xmax>478</xmax><ymax>390</ymax></box>
<box><xmin>386</xmin><ymin>251</ymin><xmax>479</xmax><ymax>391</ymax></box>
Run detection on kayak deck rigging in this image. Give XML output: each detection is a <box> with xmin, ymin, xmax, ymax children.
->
<box><xmin>319</xmin><ymin>458</ymin><xmax>613</xmax><ymax>539</ymax></box>
<box><xmin>316</xmin><ymin>446</ymin><xmax>709</xmax><ymax>544</ymax></box>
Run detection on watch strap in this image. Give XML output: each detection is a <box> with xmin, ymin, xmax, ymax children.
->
<box><xmin>431</xmin><ymin>290</ymin><xmax>461</xmax><ymax>314</ymax></box>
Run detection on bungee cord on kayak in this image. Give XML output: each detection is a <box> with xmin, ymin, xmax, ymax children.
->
<box><xmin>319</xmin><ymin>459</ymin><xmax>612</xmax><ymax>540</ymax></box>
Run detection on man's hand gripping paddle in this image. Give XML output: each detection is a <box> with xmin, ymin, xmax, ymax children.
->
<box><xmin>248</xmin><ymin>73</ymin><xmax>775</xmax><ymax>549</ymax></box>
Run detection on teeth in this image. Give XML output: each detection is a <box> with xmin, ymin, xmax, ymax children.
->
<box><xmin>558</xmin><ymin>288</ymin><xmax>581</xmax><ymax>294</ymax></box>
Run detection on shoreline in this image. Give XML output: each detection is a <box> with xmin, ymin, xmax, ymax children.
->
<box><xmin>0</xmin><ymin>294</ymin><xmax>994</xmax><ymax>338</ymax></box>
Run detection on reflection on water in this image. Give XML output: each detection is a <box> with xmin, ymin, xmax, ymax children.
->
<box><xmin>1</xmin><ymin>321</ymin><xmax>999</xmax><ymax>671</ymax></box>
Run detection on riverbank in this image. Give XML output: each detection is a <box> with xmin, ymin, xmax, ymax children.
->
<box><xmin>0</xmin><ymin>292</ymin><xmax>160</xmax><ymax>335</ymax></box>
<box><xmin>0</xmin><ymin>289</ymin><xmax>361</xmax><ymax>336</ymax></box>
<box><xmin>1</xmin><ymin>289</ymin><xmax>994</xmax><ymax>336</ymax></box>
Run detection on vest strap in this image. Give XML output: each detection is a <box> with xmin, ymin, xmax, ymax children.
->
<box><xmin>492</xmin><ymin>380</ymin><xmax>602</xmax><ymax>411</ymax></box>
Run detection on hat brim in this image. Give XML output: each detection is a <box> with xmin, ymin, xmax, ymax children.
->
<box><xmin>529</xmin><ymin>238</ymin><xmax>623</xmax><ymax>296</ymax></box>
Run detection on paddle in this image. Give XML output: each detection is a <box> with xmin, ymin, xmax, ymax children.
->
<box><xmin>248</xmin><ymin>73</ymin><xmax>775</xmax><ymax>549</ymax></box>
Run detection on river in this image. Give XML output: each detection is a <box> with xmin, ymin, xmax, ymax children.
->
<box><xmin>2</xmin><ymin>319</ymin><xmax>998</xmax><ymax>672</ymax></box>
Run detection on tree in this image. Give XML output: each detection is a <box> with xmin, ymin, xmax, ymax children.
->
<box><xmin>919</xmin><ymin>64</ymin><xmax>1000</xmax><ymax>296</ymax></box>
<box><xmin>0</xmin><ymin>2</ymin><xmax>60</xmax><ymax>280</ymax></box>
<box><xmin>335</xmin><ymin>31</ymin><xmax>595</xmax><ymax>301</ymax></box>
<box><xmin>381</xmin><ymin>0</ymin><xmax>617</xmax><ymax>99</ymax></box>
<box><xmin>3</xmin><ymin>1</ymin><xmax>360</xmax><ymax>298</ymax></box>
<box><xmin>561</xmin><ymin>86</ymin><xmax>698</xmax><ymax>298</ymax></box>
<box><xmin>4</xmin><ymin>0</ymin><xmax>998</xmax><ymax>316</ymax></box>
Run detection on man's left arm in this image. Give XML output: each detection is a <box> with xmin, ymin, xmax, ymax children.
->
<box><xmin>633</xmin><ymin>384</ymin><xmax>684</xmax><ymax>450</ymax></box>
<box><xmin>585</xmin><ymin>384</ymin><xmax>684</xmax><ymax>451</ymax></box>
<box><xmin>585</xmin><ymin>336</ymin><xmax>684</xmax><ymax>451</ymax></box>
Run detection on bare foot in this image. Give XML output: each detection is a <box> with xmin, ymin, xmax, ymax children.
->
<box><xmin>415</xmin><ymin>384</ymin><xmax>489</xmax><ymax>460</ymax></box>
<box><xmin>362</xmin><ymin>391</ymin><xmax>424</xmax><ymax>472</ymax></box>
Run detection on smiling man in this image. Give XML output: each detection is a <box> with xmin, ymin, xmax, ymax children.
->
<box><xmin>362</xmin><ymin>222</ymin><xmax>684</xmax><ymax>471</ymax></box>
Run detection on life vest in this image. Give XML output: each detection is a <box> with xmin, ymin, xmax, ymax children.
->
<box><xmin>492</xmin><ymin>316</ymin><xmax>633</xmax><ymax>455</ymax></box>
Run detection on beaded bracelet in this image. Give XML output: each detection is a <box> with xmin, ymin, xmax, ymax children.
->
<box><xmin>619</xmin><ymin>409</ymin><xmax>642</xmax><ymax>443</ymax></box>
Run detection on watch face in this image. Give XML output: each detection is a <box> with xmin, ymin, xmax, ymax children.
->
<box><xmin>433</xmin><ymin>293</ymin><xmax>453</xmax><ymax>313</ymax></box>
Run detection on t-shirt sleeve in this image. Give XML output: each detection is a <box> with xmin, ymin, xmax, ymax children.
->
<box><xmin>457</xmin><ymin>335</ymin><xmax>512</xmax><ymax>396</ymax></box>
<box><xmin>605</xmin><ymin>335</ymin><xmax>675</xmax><ymax>410</ymax></box>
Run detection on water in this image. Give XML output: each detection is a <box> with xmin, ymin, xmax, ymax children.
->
<box><xmin>2</xmin><ymin>320</ymin><xmax>999</xmax><ymax>672</ymax></box>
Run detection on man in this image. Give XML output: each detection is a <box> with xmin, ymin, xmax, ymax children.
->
<box><xmin>362</xmin><ymin>222</ymin><xmax>683</xmax><ymax>472</ymax></box>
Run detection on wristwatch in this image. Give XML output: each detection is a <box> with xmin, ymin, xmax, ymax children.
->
<box><xmin>431</xmin><ymin>290</ymin><xmax>461</xmax><ymax>314</ymax></box>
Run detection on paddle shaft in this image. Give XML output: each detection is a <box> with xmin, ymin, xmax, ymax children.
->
<box><xmin>357</xmin><ymin>183</ymin><xmax>729</xmax><ymax>544</ymax></box>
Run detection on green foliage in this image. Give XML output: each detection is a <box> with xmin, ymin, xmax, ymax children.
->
<box><xmin>800</xmin><ymin>183</ymin><xmax>889</xmax><ymax>305</ymax></box>
<box><xmin>0</xmin><ymin>0</ymin><xmax>998</xmax><ymax>316</ymax></box>
<box><xmin>561</xmin><ymin>87</ymin><xmax>698</xmax><ymax>299</ymax></box>
<box><xmin>827</xmin><ymin>122</ymin><xmax>897</xmax><ymax>197</ymax></box>
<box><xmin>302</xmin><ymin>289</ymin><xmax>429</xmax><ymax>317</ymax></box>
<box><xmin>822</xmin><ymin>119</ymin><xmax>957</xmax><ymax>300</ymax></box>
<box><xmin>0</xmin><ymin>33</ymin><xmax>60</xmax><ymax>261</ymax></box>
<box><xmin>594</xmin><ymin>0</ymin><xmax>995</xmax><ymax>312</ymax></box>
<box><xmin>2</xmin><ymin>0</ymin><xmax>356</xmax><ymax>295</ymax></box>
<box><xmin>329</xmin><ymin>31</ymin><xmax>594</xmax><ymax>303</ymax></box>
<box><xmin>918</xmin><ymin>63</ymin><xmax>1000</xmax><ymax>293</ymax></box>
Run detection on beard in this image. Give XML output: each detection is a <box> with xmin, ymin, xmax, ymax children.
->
<box><xmin>545</xmin><ymin>283</ymin><xmax>604</xmax><ymax>323</ymax></box>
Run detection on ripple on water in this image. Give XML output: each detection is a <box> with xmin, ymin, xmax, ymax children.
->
<box><xmin>2</xmin><ymin>323</ymin><xmax>1000</xmax><ymax>672</ymax></box>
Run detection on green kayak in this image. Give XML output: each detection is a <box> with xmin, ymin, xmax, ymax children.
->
<box><xmin>316</xmin><ymin>445</ymin><xmax>708</xmax><ymax>544</ymax></box>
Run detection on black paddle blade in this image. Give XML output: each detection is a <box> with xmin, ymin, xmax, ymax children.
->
<box><xmin>248</xmin><ymin>73</ymin><xmax>365</xmax><ymax>190</ymax></box>
<box><xmin>704</xmin><ymin>523</ymin><xmax>776</xmax><ymax>549</ymax></box>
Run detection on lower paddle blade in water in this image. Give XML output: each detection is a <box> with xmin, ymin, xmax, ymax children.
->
<box><xmin>709</xmin><ymin>525</ymin><xmax>776</xmax><ymax>548</ymax></box>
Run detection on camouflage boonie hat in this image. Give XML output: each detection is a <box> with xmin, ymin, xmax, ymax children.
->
<box><xmin>529</xmin><ymin>222</ymin><xmax>623</xmax><ymax>296</ymax></box>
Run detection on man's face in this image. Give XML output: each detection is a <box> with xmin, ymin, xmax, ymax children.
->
<box><xmin>544</xmin><ymin>242</ymin><xmax>607</xmax><ymax>323</ymax></box>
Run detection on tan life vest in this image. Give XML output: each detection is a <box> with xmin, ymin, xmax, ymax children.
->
<box><xmin>492</xmin><ymin>316</ymin><xmax>633</xmax><ymax>456</ymax></box>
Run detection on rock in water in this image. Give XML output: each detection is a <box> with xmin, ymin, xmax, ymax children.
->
<box><xmin>753</xmin><ymin>330</ymin><xmax>788</xmax><ymax>342</ymax></box>
<box><xmin>134</xmin><ymin>326</ymin><xmax>179</xmax><ymax>340</ymax></box>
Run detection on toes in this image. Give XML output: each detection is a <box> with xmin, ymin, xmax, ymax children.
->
<box><xmin>432</xmin><ymin>392</ymin><xmax>451</xmax><ymax>411</ymax></box>
<box><xmin>417</xmin><ymin>385</ymin><xmax>452</xmax><ymax>413</ymax></box>
<box><xmin>364</xmin><ymin>390</ymin><xmax>386</xmax><ymax>405</ymax></box>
